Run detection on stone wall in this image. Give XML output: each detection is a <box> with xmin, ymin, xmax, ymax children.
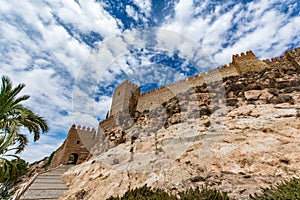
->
<box><xmin>263</xmin><ymin>47</ymin><xmax>300</xmax><ymax>71</ymax></box>
<box><xmin>52</xmin><ymin>46</ymin><xmax>300</xmax><ymax>168</ymax></box>
<box><xmin>135</xmin><ymin>48</ymin><xmax>299</xmax><ymax>113</ymax></box>
<box><xmin>110</xmin><ymin>80</ymin><xmax>139</xmax><ymax>116</ymax></box>
<box><xmin>50</xmin><ymin>125</ymin><xmax>93</xmax><ymax>167</ymax></box>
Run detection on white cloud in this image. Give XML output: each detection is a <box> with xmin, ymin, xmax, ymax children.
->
<box><xmin>47</xmin><ymin>0</ymin><xmax>120</xmax><ymax>37</ymax></box>
<box><xmin>133</xmin><ymin>0</ymin><xmax>152</xmax><ymax>17</ymax></box>
<box><xmin>20</xmin><ymin>134</ymin><xmax>65</xmax><ymax>163</ymax></box>
<box><xmin>163</xmin><ymin>0</ymin><xmax>300</xmax><ymax>67</ymax></box>
<box><xmin>126</xmin><ymin>5</ymin><xmax>138</xmax><ymax>21</ymax></box>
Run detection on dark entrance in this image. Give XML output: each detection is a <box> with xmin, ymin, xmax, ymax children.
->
<box><xmin>67</xmin><ymin>153</ymin><xmax>79</xmax><ymax>164</ymax></box>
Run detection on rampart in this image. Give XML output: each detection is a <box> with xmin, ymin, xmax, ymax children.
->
<box><xmin>51</xmin><ymin>46</ymin><xmax>300</xmax><ymax>168</ymax></box>
<box><xmin>263</xmin><ymin>47</ymin><xmax>300</xmax><ymax>70</ymax></box>
<box><xmin>135</xmin><ymin>47</ymin><xmax>300</xmax><ymax>112</ymax></box>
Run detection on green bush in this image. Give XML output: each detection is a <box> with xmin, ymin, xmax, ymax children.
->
<box><xmin>107</xmin><ymin>178</ymin><xmax>300</xmax><ymax>200</ymax></box>
<box><xmin>107</xmin><ymin>185</ymin><xmax>177</xmax><ymax>200</ymax></box>
<box><xmin>106</xmin><ymin>185</ymin><xmax>229</xmax><ymax>200</ymax></box>
<box><xmin>0</xmin><ymin>158</ymin><xmax>28</xmax><ymax>183</ymax></box>
<box><xmin>179</xmin><ymin>187</ymin><xmax>229</xmax><ymax>200</ymax></box>
<box><xmin>250</xmin><ymin>178</ymin><xmax>300</xmax><ymax>199</ymax></box>
<box><xmin>43</xmin><ymin>151</ymin><xmax>55</xmax><ymax>168</ymax></box>
<box><xmin>0</xmin><ymin>179</ymin><xmax>12</xmax><ymax>199</ymax></box>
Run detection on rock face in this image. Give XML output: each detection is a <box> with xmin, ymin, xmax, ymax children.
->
<box><xmin>59</xmin><ymin>65</ymin><xmax>300</xmax><ymax>200</ymax></box>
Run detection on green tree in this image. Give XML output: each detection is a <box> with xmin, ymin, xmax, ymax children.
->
<box><xmin>0</xmin><ymin>75</ymin><xmax>49</xmax><ymax>184</ymax></box>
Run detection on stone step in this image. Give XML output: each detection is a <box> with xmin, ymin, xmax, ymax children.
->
<box><xmin>19</xmin><ymin>165</ymin><xmax>70</xmax><ymax>200</ymax></box>
<box><xmin>20</xmin><ymin>189</ymin><xmax>66</xmax><ymax>200</ymax></box>
<box><xmin>38</xmin><ymin>174</ymin><xmax>64</xmax><ymax>178</ymax></box>
<box><xmin>29</xmin><ymin>183</ymin><xmax>68</xmax><ymax>190</ymax></box>
<box><xmin>34</xmin><ymin>178</ymin><xmax>64</xmax><ymax>183</ymax></box>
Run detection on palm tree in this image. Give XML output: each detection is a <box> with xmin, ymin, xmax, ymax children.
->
<box><xmin>0</xmin><ymin>75</ymin><xmax>49</xmax><ymax>184</ymax></box>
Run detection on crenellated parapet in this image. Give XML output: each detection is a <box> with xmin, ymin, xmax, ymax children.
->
<box><xmin>75</xmin><ymin>125</ymin><xmax>96</xmax><ymax>133</ymax></box>
<box><xmin>263</xmin><ymin>47</ymin><xmax>300</xmax><ymax>70</ymax></box>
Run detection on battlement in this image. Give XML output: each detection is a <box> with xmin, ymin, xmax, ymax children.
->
<box><xmin>115</xmin><ymin>79</ymin><xmax>139</xmax><ymax>90</ymax></box>
<box><xmin>110</xmin><ymin>46</ymin><xmax>300</xmax><ymax>113</ymax></box>
<box><xmin>232</xmin><ymin>50</ymin><xmax>256</xmax><ymax>60</ymax></box>
<box><xmin>72</xmin><ymin>124</ymin><xmax>96</xmax><ymax>133</ymax></box>
<box><xmin>262</xmin><ymin>47</ymin><xmax>300</xmax><ymax>70</ymax></box>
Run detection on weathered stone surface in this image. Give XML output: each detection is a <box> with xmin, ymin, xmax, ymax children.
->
<box><xmin>244</xmin><ymin>89</ymin><xmax>273</xmax><ymax>100</ymax></box>
<box><xmin>56</xmin><ymin>47</ymin><xmax>300</xmax><ymax>200</ymax></box>
<box><xmin>60</xmin><ymin>102</ymin><xmax>300</xmax><ymax>199</ymax></box>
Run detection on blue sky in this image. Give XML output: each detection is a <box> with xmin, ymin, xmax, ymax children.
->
<box><xmin>0</xmin><ymin>0</ymin><xmax>299</xmax><ymax>162</ymax></box>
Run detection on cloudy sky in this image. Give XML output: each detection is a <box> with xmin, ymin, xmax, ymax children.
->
<box><xmin>0</xmin><ymin>0</ymin><xmax>299</xmax><ymax>162</ymax></box>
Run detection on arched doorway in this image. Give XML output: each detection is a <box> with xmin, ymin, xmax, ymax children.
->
<box><xmin>67</xmin><ymin>153</ymin><xmax>79</xmax><ymax>164</ymax></box>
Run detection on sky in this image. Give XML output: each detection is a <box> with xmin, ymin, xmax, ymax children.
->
<box><xmin>0</xmin><ymin>0</ymin><xmax>299</xmax><ymax>163</ymax></box>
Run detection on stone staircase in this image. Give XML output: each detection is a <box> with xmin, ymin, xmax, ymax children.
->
<box><xmin>19</xmin><ymin>165</ymin><xmax>70</xmax><ymax>200</ymax></box>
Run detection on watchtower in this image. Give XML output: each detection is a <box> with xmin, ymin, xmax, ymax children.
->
<box><xmin>110</xmin><ymin>80</ymin><xmax>140</xmax><ymax>116</ymax></box>
<box><xmin>232</xmin><ymin>50</ymin><xmax>270</xmax><ymax>74</ymax></box>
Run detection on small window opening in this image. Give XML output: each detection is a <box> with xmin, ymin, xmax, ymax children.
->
<box><xmin>77</xmin><ymin>140</ymin><xmax>80</xmax><ymax>144</ymax></box>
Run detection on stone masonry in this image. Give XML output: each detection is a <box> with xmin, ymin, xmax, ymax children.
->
<box><xmin>50</xmin><ymin>125</ymin><xmax>96</xmax><ymax>168</ymax></box>
<box><xmin>51</xmin><ymin>47</ymin><xmax>300</xmax><ymax>167</ymax></box>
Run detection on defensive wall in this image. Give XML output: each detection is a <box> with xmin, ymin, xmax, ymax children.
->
<box><xmin>50</xmin><ymin>124</ymin><xmax>96</xmax><ymax>168</ymax></box>
<box><xmin>51</xmin><ymin>47</ymin><xmax>300</xmax><ymax>167</ymax></box>
<box><xmin>135</xmin><ymin>49</ymin><xmax>276</xmax><ymax>112</ymax></box>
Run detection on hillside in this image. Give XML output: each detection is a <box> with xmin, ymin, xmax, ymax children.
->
<box><xmin>60</xmin><ymin>50</ymin><xmax>300</xmax><ymax>199</ymax></box>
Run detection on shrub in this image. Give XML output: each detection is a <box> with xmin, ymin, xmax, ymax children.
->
<box><xmin>106</xmin><ymin>185</ymin><xmax>229</xmax><ymax>200</ymax></box>
<box><xmin>250</xmin><ymin>178</ymin><xmax>300</xmax><ymax>199</ymax></box>
<box><xmin>0</xmin><ymin>158</ymin><xmax>28</xmax><ymax>183</ymax></box>
<box><xmin>106</xmin><ymin>185</ymin><xmax>176</xmax><ymax>200</ymax></box>
<box><xmin>43</xmin><ymin>151</ymin><xmax>55</xmax><ymax>168</ymax></box>
<box><xmin>179</xmin><ymin>187</ymin><xmax>229</xmax><ymax>200</ymax></box>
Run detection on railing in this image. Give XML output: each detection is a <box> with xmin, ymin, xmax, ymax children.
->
<box><xmin>10</xmin><ymin>173</ymin><xmax>38</xmax><ymax>200</ymax></box>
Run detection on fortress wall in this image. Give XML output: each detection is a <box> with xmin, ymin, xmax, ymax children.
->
<box><xmin>113</xmin><ymin>47</ymin><xmax>300</xmax><ymax>115</ymax></box>
<box><xmin>50</xmin><ymin>141</ymin><xmax>66</xmax><ymax>168</ymax></box>
<box><xmin>263</xmin><ymin>47</ymin><xmax>300</xmax><ymax>70</ymax></box>
<box><xmin>219</xmin><ymin>63</ymin><xmax>240</xmax><ymax>77</ymax></box>
<box><xmin>61</xmin><ymin>125</ymin><xmax>91</xmax><ymax>165</ymax></box>
<box><xmin>136</xmin><ymin>87</ymin><xmax>176</xmax><ymax>112</ymax></box>
<box><xmin>188</xmin><ymin>74</ymin><xmax>205</xmax><ymax>87</ymax></box>
<box><xmin>99</xmin><ymin>115</ymin><xmax>117</xmax><ymax>129</ymax></box>
<box><xmin>136</xmin><ymin>64</ymin><xmax>239</xmax><ymax>112</ymax></box>
<box><xmin>76</xmin><ymin>126</ymin><xmax>97</xmax><ymax>151</ymax></box>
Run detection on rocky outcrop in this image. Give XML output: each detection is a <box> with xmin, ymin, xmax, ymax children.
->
<box><xmin>60</xmin><ymin>64</ymin><xmax>300</xmax><ymax>199</ymax></box>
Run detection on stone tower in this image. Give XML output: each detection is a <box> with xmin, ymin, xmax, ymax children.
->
<box><xmin>232</xmin><ymin>50</ymin><xmax>270</xmax><ymax>74</ymax></box>
<box><xmin>50</xmin><ymin>124</ymin><xmax>96</xmax><ymax>167</ymax></box>
<box><xmin>110</xmin><ymin>80</ymin><xmax>140</xmax><ymax>116</ymax></box>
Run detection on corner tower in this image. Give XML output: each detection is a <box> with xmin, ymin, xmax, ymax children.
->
<box><xmin>110</xmin><ymin>80</ymin><xmax>140</xmax><ymax>116</ymax></box>
<box><xmin>232</xmin><ymin>50</ymin><xmax>270</xmax><ymax>74</ymax></box>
